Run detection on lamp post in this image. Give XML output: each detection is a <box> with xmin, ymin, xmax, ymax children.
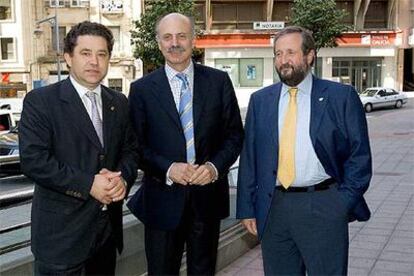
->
<box><xmin>35</xmin><ymin>15</ymin><xmax>61</xmax><ymax>82</ymax></box>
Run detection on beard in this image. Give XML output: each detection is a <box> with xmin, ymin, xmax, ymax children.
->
<box><xmin>276</xmin><ymin>60</ymin><xmax>310</xmax><ymax>87</ymax></box>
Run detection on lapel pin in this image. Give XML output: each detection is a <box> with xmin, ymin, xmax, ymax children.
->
<box><xmin>110</xmin><ymin>106</ymin><xmax>115</xmax><ymax>111</ymax></box>
<box><xmin>318</xmin><ymin>97</ymin><xmax>324</xmax><ymax>102</ymax></box>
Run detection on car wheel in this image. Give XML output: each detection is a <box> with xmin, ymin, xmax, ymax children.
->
<box><xmin>365</xmin><ymin>103</ymin><xmax>373</xmax><ymax>113</ymax></box>
<box><xmin>395</xmin><ymin>100</ymin><xmax>402</xmax><ymax>108</ymax></box>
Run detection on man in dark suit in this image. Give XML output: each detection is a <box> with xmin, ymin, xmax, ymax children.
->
<box><xmin>127</xmin><ymin>13</ymin><xmax>244</xmax><ymax>275</ymax></box>
<box><xmin>237</xmin><ymin>26</ymin><xmax>372</xmax><ymax>275</ymax></box>
<box><xmin>19</xmin><ymin>21</ymin><xmax>138</xmax><ymax>275</ymax></box>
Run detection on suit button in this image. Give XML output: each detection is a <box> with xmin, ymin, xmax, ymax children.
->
<box><xmin>99</xmin><ymin>154</ymin><xmax>105</xmax><ymax>161</ymax></box>
<box><xmin>268</xmin><ymin>193</ymin><xmax>272</xmax><ymax>198</ymax></box>
<box><xmin>272</xmin><ymin>170</ymin><xmax>277</xmax><ymax>175</ymax></box>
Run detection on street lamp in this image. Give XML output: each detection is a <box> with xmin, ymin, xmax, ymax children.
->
<box><xmin>34</xmin><ymin>15</ymin><xmax>61</xmax><ymax>82</ymax></box>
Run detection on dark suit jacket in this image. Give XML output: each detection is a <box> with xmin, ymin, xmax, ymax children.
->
<box><xmin>19</xmin><ymin>78</ymin><xmax>138</xmax><ymax>265</ymax></box>
<box><xmin>127</xmin><ymin>63</ymin><xmax>244</xmax><ymax>230</ymax></box>
<box><xmin>236</xmin><ymin>76</ymin><xmax>372</xmax><ymax>239</ymax></box>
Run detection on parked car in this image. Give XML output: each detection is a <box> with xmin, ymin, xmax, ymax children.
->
<box><xmin>359</xmin><ymin>87</ymin><xmax>408</xmax><ymax>113</ymax></box>
<box><xmin>0</xmin><ymin>126</ymin><xmax>20</xmax><ymax>175</ymax></box>
<box><xmin>0</xmin><ymin>110</ymin><xmax>18</xmax><ymax>134</ymax></box>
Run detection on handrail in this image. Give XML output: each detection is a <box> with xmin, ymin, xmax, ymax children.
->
<box><xmin>0</xmin><ymin>166</ymin><xmax>239</xmax><ymax>255</ymax></box>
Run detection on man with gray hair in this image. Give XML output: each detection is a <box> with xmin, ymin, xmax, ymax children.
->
<box><xmin>128</xmin><ymin>13</ymin><xmax>243</xmax><ymax>275</ymax></box>
<box><xmin>237</xmin><ymin>26</ymin><xmax>372</xmax><ymax>275</ymax></box>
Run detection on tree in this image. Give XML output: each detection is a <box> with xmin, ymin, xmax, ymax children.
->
<box><xmin>131</xmin><ymin>0</ymin><xmax>197</xmax><ymax>73</ymax></box>
<box><xmin>290</xmin><ymin>0</ymin><xmax>350</xmax><ymax>73</ymax></box>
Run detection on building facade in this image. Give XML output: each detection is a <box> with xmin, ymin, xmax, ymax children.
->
<box><xmin>191</xmin><ymin>0</ymin><xmax>413</xmax><ymax>107</ymax></box>
<box><xmin>0</xmin><ymin>0</ymin><xmax>143</xmax><ymax>99</ymax></box>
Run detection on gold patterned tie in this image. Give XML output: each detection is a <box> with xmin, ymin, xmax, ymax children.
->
<box><xmin>277</xmin><ymin>87</ymin><xmax>298</xmax><ymax>189</ymax></box>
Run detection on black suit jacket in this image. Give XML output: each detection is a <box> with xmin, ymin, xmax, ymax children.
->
<box><xmin>127</xmin><ymin>63</ymin><xmax>244</xmax><ymax>230</ymax></box>
<box><xmin>19</xmin><ymin>78</ymin><xmax>138</xmax><ymax>265</ymax></box>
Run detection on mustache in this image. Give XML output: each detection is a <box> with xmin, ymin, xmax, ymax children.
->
<box><xmin>167</xmin><ymin>46</ymin><xmax>185</xmax><ymax>53</ymax></box>
<box><xmin>280</xmin><ymin>64</ymin><xmax>293</xmax><ymax>70</ymax></box>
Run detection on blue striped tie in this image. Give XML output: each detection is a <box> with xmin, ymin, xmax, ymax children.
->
<box><xmin>176</xmin><ymin>73</ymin><xmax>195</xmax><ymax>164</ymax></box>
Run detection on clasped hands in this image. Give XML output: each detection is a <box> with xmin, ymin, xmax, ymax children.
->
<box><xmin>90</xmin><ymin>168</ymin><xmax>126</xmax><ymax>205</ymax></box>
<box><xmin>169</xmin><ymin>162</ymin><xmax>216</xmax><ymax>186</ymax></box>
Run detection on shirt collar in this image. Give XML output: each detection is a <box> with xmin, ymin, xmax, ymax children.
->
<box><xmin>165</xmin><ymin>61</ymin><xmax>194</xmax><ymax>82</ymax></box>
<box><xmin>69</xmin><ymin>75</ymin><xmax>102</xmax><ymax>98</ymax></box>
<box><xmin>281</xmin><ymin>72</ymin><xmax>313</xmax><ymax>97</ymax></box>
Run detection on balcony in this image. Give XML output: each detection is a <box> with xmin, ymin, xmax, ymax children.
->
<box><xmin>101</xmin><ymin>0</ymin><xmax>123</xmax><ymax>15</ymax></box>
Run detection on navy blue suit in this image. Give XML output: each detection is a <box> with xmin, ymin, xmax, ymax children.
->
<box><xmin>237</xmin><ymin>76</ymin><xmax>372</xmax><ymax>274</ymax></box>
<box><xmin>128</xmin><ymin>63</ymin><xmax>244</xmax><ymax>274</ymax></box>
<box><xmin>237</xmin><ymin>77</ymin><xmax>371</xmax><ymax>236</ymax></box>
<box><xmin>19</xmin><ymin>78</ymin><xmax>138</xmax><ymax>271</ymax></box>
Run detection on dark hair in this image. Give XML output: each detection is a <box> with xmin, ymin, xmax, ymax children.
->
<box><xmin>64</xmin><ymin>21</ymin><xmax>114</xmax><ymax>55</ymax></box>
<box><xmin>273</xmin><ymin>26</ymin><xmax>315</xmax><ymax>64</ymax></box>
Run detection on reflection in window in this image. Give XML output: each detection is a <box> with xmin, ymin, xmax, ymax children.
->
<box><xmin>108</xmin><ymin>26</ymin><xmax>120</xmax><ymax>53</ymax></box>
<box><xmin>0</xmin><ymin>0</ymin><xmax>11</xmax><ymax>20</ymax></box>
<box><xmin>0</xmin><ymin>37</ymin><xmax>15</xmax><ymax>60</ymax></box>
<box><xmin>215</xmin><ymin>58</ymin><xmax>264</xmax><ymax>88</ymax></box>
<box><xmin>51</xmin><ymin>26</ymin><xmax>66</xmax><ymax>53</ymax></box>
<box><xmin>108</xmin><ymin>78</ymin><xmax>123</xmax><ymax>92</ymax></box>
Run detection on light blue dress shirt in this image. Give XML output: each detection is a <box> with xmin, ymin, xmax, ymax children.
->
<box><xmin>277</xmin><ymin>73</ymin><xmax>330</xmax><ymax>187</ymax></box>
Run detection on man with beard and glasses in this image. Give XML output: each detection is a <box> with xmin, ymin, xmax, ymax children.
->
<box><xmin>127</xmin><ymin>13</ymin><xmax>244</xmax><ymax>275</ymax></box>
<box><xmin>236</xmin><ymin>26</ymin><xmax>372</xmax><ymax>275</ymax></box>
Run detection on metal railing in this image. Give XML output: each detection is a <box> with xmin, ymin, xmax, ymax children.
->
<box><xmin>0</xmin><ymin>166</ymin><xmax>239</xmax><ymax>255</ymax></box>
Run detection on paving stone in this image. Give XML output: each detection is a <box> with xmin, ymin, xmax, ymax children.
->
<box><xmin>378</xmin><ymin>250</ymin><xmax>414</xmax><ymax>263</ymax></box>
<box><xmin>348</xmin><ymin>257</ymin><xmax>376</xmax><ymax>269</ymax></box>
<box><xmin>371</xmin><ymin>260</ymin><xmax>414</xmax><ymax>273</ymax></box>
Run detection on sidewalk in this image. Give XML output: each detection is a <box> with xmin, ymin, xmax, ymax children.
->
<box><xmin>218</xmin><ymin>102</ymin><xmax>414</xmax><ymax>275</ymax></box>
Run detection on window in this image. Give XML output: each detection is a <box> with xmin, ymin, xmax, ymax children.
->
<box><xmin>107</xmin><ymin>26</ymin><xmax>120</xmax><ymax>53</ymax></box>
<box><xmin>0</xmin><ymin>0</ymin><xmax>12</xmax><ymax>20</ymax></box>
<box><xmin>51</xmin><ymin>26</ymin><xmax>66</xmax><ymax>52</ymax></box>
<box><xmin>0</xmin><ymin>37</ymin><xmax>16</xmax><ymax>61</ymax></box>
<box><xmin>49</xmin><ymin>0</ymin><xmax>65</xmax><ymax>7</ymax></box>
<box><xmin>212</xmin><ymin>1</ymin><xmax>265</xmax><ymax>30</ymax></box>
<box><xmin>215</xmin><ymin>58</ymin><xmax>264</xmax><ymax>88</ymax></box>
<box><xmin>108</xmin><ymin>78</ymin><xmax>123</xmax><ymax>92</ymax></box>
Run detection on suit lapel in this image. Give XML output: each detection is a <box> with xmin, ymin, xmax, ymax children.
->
<box><xmin>192</xmin><ymin>64</ymin><xmax>207</xmax><ymax>133</ymax></box>
<box><xmin>269</xmin><ymin>83</ymin><xmax>282</xmax><ymax>151</ymax></box>
<box><xmin>310</xmin><ymin>76</ymin><xmax>329</xmax><ymax>145</ymax></box>
<box><xmin>101</xmin><ymin>87</ymin><xmax>115</xmax><ymax>152</ymax></box>
<box><xmin>150</xmin><ymin>68</ymin><xmax>182</xmax><ymax>130</ymax></box>
<box><xmin>59</xmin><ymin>78</ymin><xmax>103</xmax><ymax>150</ymax></box>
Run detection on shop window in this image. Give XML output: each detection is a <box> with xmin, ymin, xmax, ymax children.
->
<box><xmin>215</xmin><ymin>58</ymin><xmax>264</xmax><ymax>88</ymax></box>
<box><xmin>0</xmin><ymin>37</ymin><xmax>16</xmax><ymax>61</ymax></box>
<box><xmin>108</xmin><ymin>26</ymin><xmax>120</xmax><ymax>53</ymax></box>
<box><xmin>239</xmin><ymin>59</ymin><xmax>264</xmax><ymax>87</ymax></box>
<box><xmin>51</xmin><ymin>26</ymin><xmax>66</xmax><ymax>53</ymax></box>
<box><xmin>0</xmin><ymin>0</ymin><xmax>12</xmax><ymax>20</ymax></box>
<box><xmin>108</xmin><ymin>78</ymin><xmax>123</xmax><ymax>92</ymax></box>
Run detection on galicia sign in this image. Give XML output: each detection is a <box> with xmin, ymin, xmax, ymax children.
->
<box><xmin>253</xmin><ymin>21</ymin><xmax>285</xmax><ymax>30</ymax></box>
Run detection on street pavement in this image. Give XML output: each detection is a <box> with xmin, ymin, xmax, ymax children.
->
<box><xmin>218</xmin><ymin>97</ymin><xmax>414</xmax><ymax>276</ymax></box>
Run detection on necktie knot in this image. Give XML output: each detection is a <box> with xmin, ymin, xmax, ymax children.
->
<box><xmin>176</xmin><ymin>73</ymin><xmax>189</xmax><ymax>89</ymax></box>
<box><xmin>288</xmin><ymin>87</ymin><xmax>298</xmax><ymax>98</ymax></box>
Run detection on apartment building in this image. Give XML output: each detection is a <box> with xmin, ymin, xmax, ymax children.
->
<box><xmin>0</xmin><ymin>0</ymin><xmax>32</xmax><ymax>98</ymax></box>
<box><xmin>185</xmin><ymin>0</ymin><xmax>413</xmax><ymax>106</ymax></box>
<box><xmin>0</xmin><ymin>0</ymin><xmax>142</xmax><ymax>98</ymax></box>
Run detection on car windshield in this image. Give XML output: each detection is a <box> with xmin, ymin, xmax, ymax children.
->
<box><xmin>360</xmin><ymin>89</ymin><xmax>378</xmax><ymax>97</ymax></box>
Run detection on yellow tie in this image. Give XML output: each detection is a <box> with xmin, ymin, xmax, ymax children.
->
<box><xmin>277</xmin><ymin>87</ymin><xmax>298</xmax><ymax>189</ymax></box>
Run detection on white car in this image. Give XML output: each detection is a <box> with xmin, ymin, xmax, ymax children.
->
<box><xmin>359</xmin><ymin>87</ymin><xmax>408</xmax><ymax>113</ymax></box>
